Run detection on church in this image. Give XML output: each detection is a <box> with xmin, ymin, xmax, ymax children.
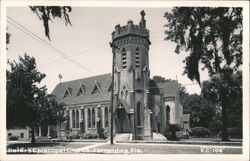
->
<box><xmin>51</xmin><ymin>10</ymin><xmax>183</xmax><ymax>140</ymax></box>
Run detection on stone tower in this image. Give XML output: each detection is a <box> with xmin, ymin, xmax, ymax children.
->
<box><xmin>111</xmin><ymin>10</ymin><xmax>152</xmax><ymax>140</ymax></box>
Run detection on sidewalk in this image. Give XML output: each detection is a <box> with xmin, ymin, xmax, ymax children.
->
<box><xmin>116</xmin><ymin>139</ymin><xmax>242</xmax><ymax>146</ymax></box>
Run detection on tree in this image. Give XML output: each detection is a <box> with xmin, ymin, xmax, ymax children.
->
<box><xmin>30</xmin><ymin>6</ymin><xmax>72</xmax><ymax>40</ymax></box>
<box><xmin>6</xmin><ymin>6</ymin><xmax>72</xmax><ymax>45</ymax></box>
<box><xmin>6</xmin><ymin>31</ymin><xmax>10</xmax><ymax>49</ymax></box>
<box><xmin>7</xmin><ymin>54</ymin><xmax>46</xmax><ymax>143</ymax></box>
<box><xmin>152</xmin><ymin>75</ymin><xmax>172</xmax><ymax>83</ymax></box>
<box><xmin>201</xmin><ymin>69</ymin><xmax>242</xmax><ymax>135</ymax></box>
<box><xmin>183</xmin><ymin>94</ymin><xmax>215</xmax><ymax>128</ymax></box>
<box><xmin>7</xmin><ymin>54</ymin><xmax>66</xmax><ymax>143</ymax></box>
<box><xmin>164</xmin><ymin>7</ymin><xmax>242</xmax><ymax>141</ymax></box>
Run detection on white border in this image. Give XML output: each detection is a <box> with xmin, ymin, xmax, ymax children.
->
<box><xmin>0</xmin><ymin>1</ymin><xmax>249</xmax><ymax>161</ymax></box>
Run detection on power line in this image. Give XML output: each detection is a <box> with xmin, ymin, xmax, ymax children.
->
<box><xmin>39</xmin><ymin>38</ymin><xmax>167</xmax><ymax>68</ymax></box>
<box><xmin>7</xmin><ymin>16</ymin><xmax>94</xmax><ymax>74</ymax></box>
<box><xmin>39</xmin><ymin>30</ymin><xmax>166</xmax><ymax>68</ymax></box>
<box><xmin>8</xmin><ymin>16</ymin><xmax>168</xmax><ymax>71</ymax></box>
<box><xmin>39</xmin><ymin>44</ymin><xmax>106</xmax><ymax>68</ymax></box>
<box><xmin>7</xmin><ymin>20</ymin><xmax>65</xmax><ymax>57</ymax></box>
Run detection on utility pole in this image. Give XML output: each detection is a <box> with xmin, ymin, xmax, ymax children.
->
<box><xmin>109</xmin><ymin>42</ymin><xmax>119</xmax><ymax>144</ymax></box>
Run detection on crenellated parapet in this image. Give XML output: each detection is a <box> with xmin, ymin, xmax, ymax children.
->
<box><xmin>111</xmin><ymin>10</ymin><xmax>151</xmax><ymax>49</ymax></box>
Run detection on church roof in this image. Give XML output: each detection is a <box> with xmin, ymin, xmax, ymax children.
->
<box><xmin>51</xmin><ymin>73</ymin><xmax>112</xmax><ymax>105</ymax></box>
<box><xmin>156</xmin><ymin>81</ymin><xmax>179</xmax><ymax>98</ymax></box>
<box><xmin>51</xmin><ymin>73</ymin><xmax>179</xmax><ymax>106</ymax></box>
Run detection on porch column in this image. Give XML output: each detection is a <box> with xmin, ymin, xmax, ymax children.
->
<box><xmin>84</xmin><ymin>108</ymin><xmax>88</xmax><ymax>131</ymax></box>
<box><xmin>79</xmin><ymin>108</ymin><xmax>82</xmax><ymax>129</ymax></box>
<box><xmin>90</xmin><ymin>108</ymin><xmax>93</xmax><ymax>128</ymax></box>
<box><xmin>129</xmin><ymin>109</ymin><xmax>135</xmax><ymax>139</ymax></box>
<box><xmin>130</xmin><ymin>90</ymin><xmax>135</xmax><ymax>139</ymax></box>
<box><xmin>69</xmin><ymin>109</ymin><xmax>72</xmax><ymax>128</ymax></box>
<box><xmin>101</xmin><ymin>107</ymin><xmax>105</xmax><ymax>128</ymax></box>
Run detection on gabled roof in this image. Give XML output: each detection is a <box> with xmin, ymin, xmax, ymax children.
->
<box><xmin>51</xmin><ymin>73</ymin><xmax>112</xmax><ymax>105</ymax></box>
<box><xmin>149</xmin><ymin>80</ymin><xmax>179</xmax><ymax>97</ymax></box>
<box><xmin>92</xmin><ymin>81</ymin><xmax>101</xmax><ymax>94</ymax></box>
<box><xmin>156</xmin><ymin>81</ymin><xmax>179</xmax><ymax>98</ymax></box>
<box><xmin>51</xmin><ymin>73</ymin><xmax>179</xmax><ymax>106</ymax></box>
<box><xmin>77</xmin><ymin>83</ymin><xmax>86</xmax><ymax>96</ymax></box>
<box><xmin>64</xmin><ymin>86</ymin><xmax>72</xmax><ymax>97</ymax></box>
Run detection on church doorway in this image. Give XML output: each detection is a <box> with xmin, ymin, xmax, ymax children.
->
<box><xmin>115</xmin><ymin>107</ymin><xmax>131</xmax><ymax>133</ymax></box>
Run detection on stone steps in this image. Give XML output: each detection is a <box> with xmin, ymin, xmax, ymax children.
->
<box><xmin>114</xmin><ymin>133</ymin><xmax>132</xmax><ymax>141</ymax></box>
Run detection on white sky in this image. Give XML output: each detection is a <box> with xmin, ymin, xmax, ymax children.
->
<box><xmin>6</xmin><ymin>7</ymin><xmax>209</xmax><ymax>94</ymax></box>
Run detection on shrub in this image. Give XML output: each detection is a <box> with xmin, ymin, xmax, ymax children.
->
<box><xmin>228</xmin><ymin>127</ymin><xmax>242</xmax><ymax>138</ymax></box>
<box><xmin>208</xmin><ymin>120</ymin><xmax>223</xmax><ymax>133</ymax></box>
<box><xmin>165</xmin><ymin>123</ymin><xmax>182</xmax><ymax>141</ymax></box>
<box><xmin>191</xmin><ymin>127</ymin><xmax>211</xmax><ymax>137</ymax></box>
<box><xmin>8</xmin><ymin>135</ymin><xmax>19</xmax><ymax>140</ymax></box>
<box><xmin>217</xmin><ymin>127</ymin><xmax>242</xmax><ymax>138</ymax></box>
<box><xmin>83</xmin><ymin>130</ymin><xmax>98</xmax><ymax>139</ymax></box>
<box><xmin>66</xmin><ymin>129</ymin><xmax>80</xmax><ymax>139</ymax></box>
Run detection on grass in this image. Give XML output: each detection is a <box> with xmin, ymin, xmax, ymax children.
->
<box><xmin>183</xmin><ymin>137</ymin><xmax>242</xmax><ymax>142</ymax></box>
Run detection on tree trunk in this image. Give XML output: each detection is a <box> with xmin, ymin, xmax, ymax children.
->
<box><xmin>31</xmin><ymin>126</ymin><xmax>36</xmax><ymax>144</ymax></box>
<box><xmin>221</xmin><ymin>91</ymin><xmax>229</xmax><ymax>141</ymax></box>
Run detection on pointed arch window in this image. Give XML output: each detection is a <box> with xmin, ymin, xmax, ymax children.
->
<box><xmin>125</xmin><ymin>90</ymin><xmax>128</xmax><ymax>100</ymax></box>
<box><xmin>72</xmin><ymin>110</ymin><xmax>76</xmax><ymax>128</ymax></box>
<box><xmin>92</xmin><ymin>108</ymin><xmax>96</xmax><ymax>128</ymax></box>
<box><xmin>137</xmin><ymin>102</ymin><xmax>142</xmax><ymax>126</ymax></box>
<box><xmin>76</xmin><ymin>110</ymin><xmax>79</xmax><ymax>128</ymax></box>
<box><xmin>135</xmin><ymin>47</ymin><xmax>140</xmax><ymax>68</ymax></box>
<box><xmin>121</xmin><ymin>48</ymin><xmax>127</xmax><ymax>69</ymax></box>
<box><xmin>105</xmin><ymin>107</ymin><xmax>109</xmax><ymax>127</ymax></box>
<box><xmin>166</xmin><ymin>106</ymin><xmax>170</xmax><ymax>124</ymax></box>
<box><xmin>88</xmin><ymin>109</ymin><xmax>91</xmax><ymax>128</ymax></box>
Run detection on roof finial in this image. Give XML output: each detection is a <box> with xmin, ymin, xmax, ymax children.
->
<box><xmin>139</xmin><ymin>10</ymin><xmax>146</xmax><ymax>29</ymax></box>
<box><xmin>58</xmin><ymin>74</ymin><xmax>62</xmax><ymax>84</ymax></box>
<box><xmin>140</xmin><ymin>10</ymin><xmax>145</xmax><ymax>19</ymax></box>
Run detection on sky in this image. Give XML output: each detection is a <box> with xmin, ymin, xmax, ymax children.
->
<box><xmin>6</xmin><ymin>7</ymin><xmax>209</xmax><ymax>94</ymax></box>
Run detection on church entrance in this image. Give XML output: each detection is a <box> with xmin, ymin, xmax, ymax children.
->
<box><xmin>115</xmin><ymin>107</ymin><xmax>131</xmax><ymax>133</ymax></box>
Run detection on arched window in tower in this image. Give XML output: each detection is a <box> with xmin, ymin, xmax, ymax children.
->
<box><xmin>92</xmin><ymin>108</ymin><xmax>96</xmax><ymax>128</ymax></box>
<box><xmin>72</xmin><ymin>110</ymin><xmax>75</xmax><ymax>128</ymax></box>
<box><xmin>76</xmin><ymin>110</ymin><xmax>79</xmax><ymax>128</ymax></box>
<box><xmin>135</xmin><ymin>47</ymin><xmax>140</xmax><ymax>68</ymax></box>
<box><xmin>88</xmin><ymin>109</ymin><xmax>91</xmax><ymax>128</ymax></box>
<box><xmin>137</xmin><ymin>102</ymin><xmax>142</xmax><ymax>126</ymax></box>
<box><xmin>121</xmin><ymin>91</ymin><xmax>124</xmax><ymax>99</ymax></box>
<box><xmin>105</xmin><ymin>107</ymin><xmax>109</xmax><ymax>127</ymax></box>
<box><xmin>125</xmin><ymin>90</ymin><xmax>128</xmax><ymax>100</ymax></box>
<box><xmin>121</xmin><ymin>48</ymin><xmax>127</xmax><ymax>69</ymax></box>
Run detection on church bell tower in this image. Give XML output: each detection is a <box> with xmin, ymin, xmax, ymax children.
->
<box><xmin>111</xmin><ymin>10</ymin><xmax>152</xmax><ymax>140</ymax></box>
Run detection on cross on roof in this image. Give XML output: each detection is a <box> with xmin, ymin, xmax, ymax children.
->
<box><xmin>140</xmin><ymin>10</ymin><xmax>145</xmax><ymax>18</ymax></box>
